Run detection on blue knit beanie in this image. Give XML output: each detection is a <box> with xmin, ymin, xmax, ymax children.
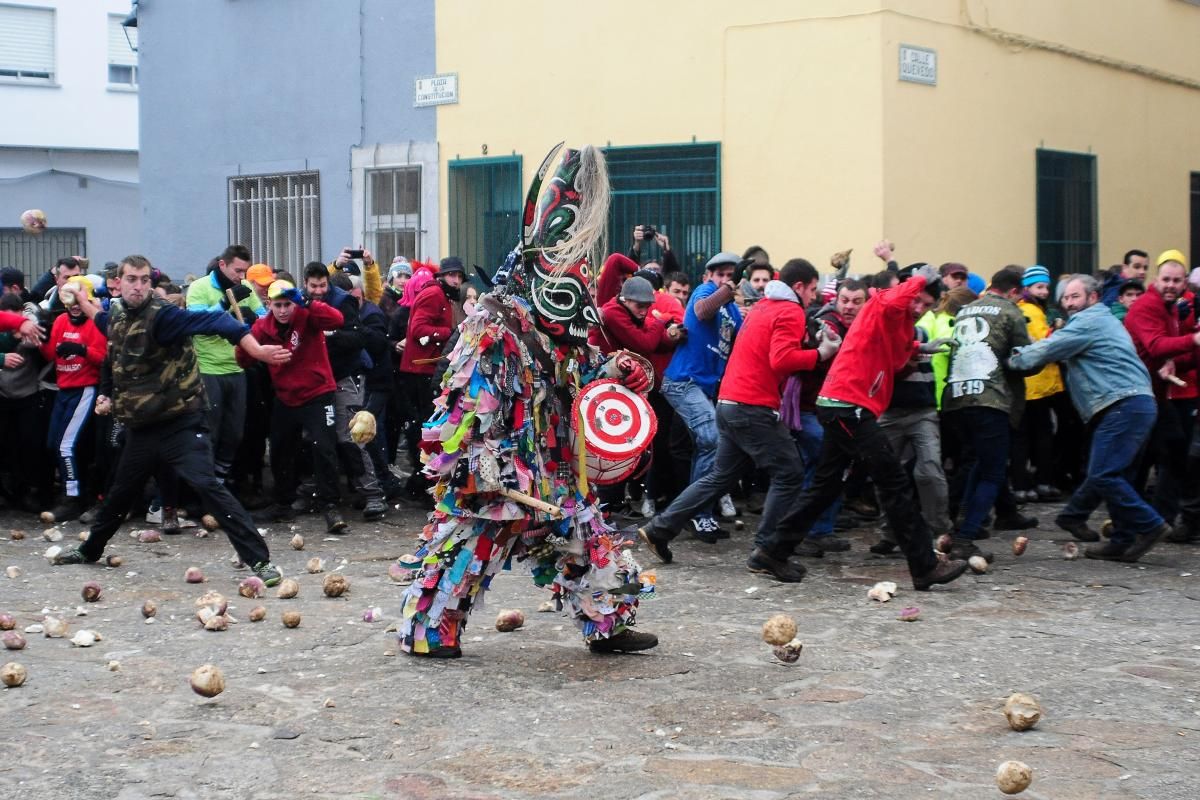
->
<box><xmin>1022</xmin><ymin>265</ymin><xmax>1051</xmax><ymax>287</ymax></box>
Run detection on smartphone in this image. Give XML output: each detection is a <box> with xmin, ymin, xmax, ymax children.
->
<box><xmin>346</xmin><ymin>249</ymin><xmax>365</xmax><ymax>259</ymax></box>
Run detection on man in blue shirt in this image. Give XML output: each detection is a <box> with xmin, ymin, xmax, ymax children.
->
<box><xmin>1008</xmin><ymin>274</ymin><xmax>1167</xmax><ymax>562</ymax></box>
<box><xmin>660</xmin><ymin>252</ymin><xmax>745</xmax><ymax>540</ymax></box>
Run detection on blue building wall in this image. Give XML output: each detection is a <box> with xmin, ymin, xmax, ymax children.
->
<box><xmin>138</xmin><ymin>0</ymin><xmax>436</xmax><ymax>276</ymax></box>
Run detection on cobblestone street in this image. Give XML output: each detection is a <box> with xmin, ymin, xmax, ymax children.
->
<box><xmin>1</xmin><ymin>505</ymin><xmax>1198</xmax><ymax>799</ymax></box>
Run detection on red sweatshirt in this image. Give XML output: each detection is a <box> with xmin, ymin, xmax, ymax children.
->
<box><xmin>41</xmin><ymin>312</ymin><xmax>106</xmax><ymax>389</ymax></box>
<box><xmin>718</xmin><ymin>290</ymin><xmax>818</xmax><ymax>409</ymax></box>
<box><xmin>589</xmin><ymin>298</ymin><xmax>676</xmax><ymax>384</ymax></box>
<box><xmin>650</xmin><ymin>291</ymin><xmax>685</xmax><ymax>326</ymax></box>
<box><xmin>0</xmin><ymin>311</ymin><xmax>28</xmax><ymax>333</ymax></box>
<box><xmin>595</xmin><ymin>253</ymin><xmax>639</xmax><ymax>307</ymax></box>
<box><xmin>237</xmin><ymin>302</ymin><xmax>343</xmax><ymax>407</ymax></box>
<box><xmin>1124</xmin><ymin>283</ymin><xmax>1197</xmax><ymax>401</ymax></box>
<box><xmin>819</xmin><ymin>278</ymin><xmax>924</xmax><ymax>417</ymax></box>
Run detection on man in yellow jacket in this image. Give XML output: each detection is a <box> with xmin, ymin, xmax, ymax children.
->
<box><xmin>1013</xmin><ymin>265</ymin><xmax>1066</xmax><ymax>502</ymax></box>
<box><xmin>328</xmin><ymin>246</ymin><xmax>383</xmax><ymax>305</ymax></box>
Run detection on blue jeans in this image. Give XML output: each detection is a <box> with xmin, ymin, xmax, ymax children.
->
<box><xmin>793</xmin><ymin>412</ymin><xmax>839</xmax><ymax>536</ymax></box>
<box><xmin>661</xmin><ymin>377</ymin><xmax>718</xmax><ymax>520</ymax></box>
<box><xmin>1059</xmin><ymin>394</ymin><xmax>1162</xmax><ymax>544</ymax></box>
<box><xmin>952</xmin><ymin>407</ymin><xmax>1010</xmax><ymax>540</ymax></box>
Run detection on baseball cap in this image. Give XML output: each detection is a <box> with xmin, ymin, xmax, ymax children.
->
<box><xmin>1157</xmin><ymin>249</ymin><xmax>1187</xmax><ymax>269</ymax></box>
<box><xmin>246</xmin><ymin>263</ymin><xmax>275</xmax><ymax>286</ymax></box>
<box><xmin>267</xmin><ymin>279</ymin><xmax>295</xmax><ymax>300</ymax></box>
<box><xmin>939</xmin><ymin>262</ymin><xmax>968</xmax><ymax>278</ymax></box>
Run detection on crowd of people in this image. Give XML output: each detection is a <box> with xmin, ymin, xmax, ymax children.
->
<box><xmin>5</xmin><ymin>231</ymin><xmax>1196</xmax><ymax>597</ymax></box>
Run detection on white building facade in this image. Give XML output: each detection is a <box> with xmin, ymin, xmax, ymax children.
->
<box><xmin>0</xmin><ymin>0</ymin><xmax>139</xmax><ymax>284</ymax></box>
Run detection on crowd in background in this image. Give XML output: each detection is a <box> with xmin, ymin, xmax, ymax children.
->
<box><xmin>2</xmin><ymin>232</ymin><xmax>1195</xmax><ymax>582</ymax></box>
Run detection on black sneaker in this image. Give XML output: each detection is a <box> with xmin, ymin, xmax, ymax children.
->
<box><xmin>253</xmin><ymin>504</ymin><xmax>296</xmax><ymax>524</ymax></box>
<box><xmin>252</xmin><ymin>561</ymin><xmax>283</xmax><ymax>587</ymax></box>
<box><xmin>994</xmin><ymin>512</ymin><xmax>1037</xmax><ymax>531</ymax></box>
<box><xmin>78</xmin><ymin>504</ymin><xmax>103</xmax><ymax>524</ymax></box>
<box><xmin>382</xmin><ymin>482</ymin><xmax>407</xmax><ymax>503</ymax></box>
<box><xmin>1035</xmin><ymin>484</ymin><xmax>1062</xmax><ymax>501</ymax></box>
<box><xmin>1084</xmin><ymin>540</ymin><xmax>1130</xmax><ymax>562</ymax></box>
<box><xmin>807</xmin><ymin>535</ymin><xmax>850</xmax><ymax>553</ymax></box>
<box><xmin>407</xmin><ymin>645</ymin><xmax>462</xmax><ymax>659</ymax></box>
<box><xmin>747</xmin><ymin>547</ymin><xmax>807</xmax><ymax>582</ymax></box>
<box><xmin>689</xmin><ymin>518</ymin><xmax>719</xmax><ymax>544</ymax></box>
<box><xmin>588</xmin><ymin>629</ymin><xmax>659</xmax><ymax>653</ymax></box>
<box><xmin>1118</xmin><ymin>522</ymin><xmax>1169</xmax><ymax>563</ymax></box>
<box><xmin>291</xmin><ymin>494</ymin><xmax>317</xmax><ymax>514</ymax></box>
<box><xmin>792</xmin><ymin>539</ymin><xmax>825</xmax><ymax>559</ymax></box>
<box><xmin>1055</xmin><ymin>515</ymin><xmax>1099</xmax><ymax>542</ymax></box>
<box><xmin>52</xmin><ymin>547</ymin><xmax>97</xmax><ymax>566</ymax></box>
<box><xmin>949</xmin><ymin>537</ymin><xmax>994</xmax><ymax>563</ymax></box>
<box><xmin>869</xmin><ymin>539</ymin><xmax>898</xmax><ymax>555</ymax></box>
<box><xmin>324</xmin><ymin>506</ymin><xmax>349</xmax><ymax>534</ymax></box>
<box><xmin>912</xmin><ymin>558</ymin><xmax>969</xmax><ymax>591</ymax></box>
<box><xmin>638</xmin><ymin>526</ymin><xmax>673</xmax><ymax>564</ymax></box>
<box><xmin>362</xmin><ymin>499</ymin><xmax>387</xmax><ymax>521</ymax></box>
<box><xmin>1165</xmin><ymin>522</ymin><xmax>1200</xmax><ymax>544</ymax></box>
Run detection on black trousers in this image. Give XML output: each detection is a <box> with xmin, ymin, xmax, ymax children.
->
<box><xmin>778</xmin><ymin>405</ymin><xmax>936</xmax><ymax>576</ymax></box>
<box><xmin>82</xmin><ymin>412</ymin><xmax>270</xmax><ymax>567</ymax></box>
<box><xmin>0</xmin><ymin>393</ymin><xmax>54</xmax><ymax>506</ymax></box>
<box><xmin>270</xmin><ymin>393</ymin><xmax>341</xmax><ymax>508</ymax></box>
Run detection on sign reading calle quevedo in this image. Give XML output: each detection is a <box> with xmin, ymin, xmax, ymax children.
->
<box><xmin>414</xmin><ymin>73</ymin><xmax>459</xmax><ymax>107</ymax></box>
<box><xmin>899</xmin><ymin>45</ymin><xmax>937</xmax><ymax>86</ymax></box>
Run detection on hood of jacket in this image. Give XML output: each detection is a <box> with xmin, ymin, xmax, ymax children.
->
<box><xmin>762</xmin><ymin>280</ymin><xmax>799</xmax><ymax>303</ymax></box>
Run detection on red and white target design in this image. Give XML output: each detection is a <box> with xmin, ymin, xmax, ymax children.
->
<box><xmin>570</xmin><ymin>379</ymin><xmax>657</xmax><ymax>485</ymax></box>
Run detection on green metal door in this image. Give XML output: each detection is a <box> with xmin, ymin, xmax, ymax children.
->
<box><xmin>604</xmin><ymin>143</ymin><xmax>721</xmax><ymax>280</ymax></box>
<box><xmin>448</xmin><ymin>156</ymin><xmax>522</xmax><ymax>272</ymax></box>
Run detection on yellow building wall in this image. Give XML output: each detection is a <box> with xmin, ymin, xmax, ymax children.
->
<box><xmin>435</xmin><ymin>0</ymin><xmax>1200</xmax><ymax>275</ymax></box>
<box><xmin>880</xmin><ymin>0</ymin><xmax>1200</xmax><ymax>274</ymax></box>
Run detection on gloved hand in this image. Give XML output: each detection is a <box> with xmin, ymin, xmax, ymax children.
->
<box><xmin>732</xmin><ymin>257</ymin><xmax>755</xmax><ymax>286</ymax></box>
<box><xmin>918</xmin><ymin>337</ymin><xmax>955</xmax><ymax>354</ymax></box>
<box><xmin>816</xmin><ymin>324</ymin><xmax>843</xmax><ymax>361</ymax></box>
<box><xmin>616</xmin><ymin>353</ymin><xmax>650</xmax><ymax>393</ymax></box>
<box><xmin>1179</xmin><ymin>299</ymin><xmax>1192</xmax><ymax>322</ymax></box>
<box><xmin>220</xmin><ymin>284</ymin><xmax>253</xmax><ymax>309</ymax></box>
<box><xmin>56</xmin><ymin>341</ymin><xmax>87</xmax><ymax>359</ymax></box>
<box><xmin>279</xmin><ymin>287</ymin><xmax>306</xmax><ymax>307</ymax></box>
<box><xmin>914</xmin><ymin>263</ymin><xmax>941</xmax><ymax>286</ymax></box>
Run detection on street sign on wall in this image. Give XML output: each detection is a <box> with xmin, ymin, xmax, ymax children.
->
<box><xmin>414</xmin><ymin>73</ymin><xmax>459</xmax><ymax>106</ymax></box>
<box><xmin>899</xmin><ymin>45</ymin><xmax>937</xmax><ymax>86</ymax></box>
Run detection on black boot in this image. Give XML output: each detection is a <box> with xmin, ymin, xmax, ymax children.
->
<box><xmin>588</xmin><ymin>629</ymin><xmax>659</xmax><ymax>653</ymax></box>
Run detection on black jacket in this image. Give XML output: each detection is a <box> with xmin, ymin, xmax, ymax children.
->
<box><xmin>322</xmin><ymin>285</ymin><xmax>365</xmax><ymax>381</ymax></box>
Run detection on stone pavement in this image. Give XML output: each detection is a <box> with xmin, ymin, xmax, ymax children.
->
<box><xmin>1</xmin><ymin>502</ymin><xmax>1198</xmax><ymax>799</ymax></box>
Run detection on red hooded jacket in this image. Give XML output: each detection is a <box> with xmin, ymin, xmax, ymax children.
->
<box><xmin>401</xmin><ymin>281</ymin><xmax>454</xmax><ymax>375</ymax></box>
<box><xmin>237</xmin><ymin>302</ymin><xmax>343</xmax><ymax>407</ymax></box>
<box><xmin>718</xmin><ymin>286</ymin><xmax>819</xmax><ymax>409</ymax></box>
<box><xmin>1124</xmin><ymin>283</ymin><xmax>1197</xmax><ymax>402</ymax></box>
<box><xmin>818</xmin><ymin>278</ymin><xmax>924</xmax><ymax>417</ymax></box>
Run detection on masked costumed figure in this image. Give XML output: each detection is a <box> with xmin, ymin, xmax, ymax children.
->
<box><xmin>397</xmin><ymin>144</ymin><xmax>659</xmax><ymax>658</ymax></box>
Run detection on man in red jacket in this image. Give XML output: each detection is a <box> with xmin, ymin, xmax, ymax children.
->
<box><xmin>774</xmin><ymin>270</ymin><xmax>970</xmax><ymax>591</ymax></box>
<box><xmin>237</xmin><ymin>280</ymin><xmax>349</xmax><ymax>534</ymax></box>
<box><xmin>639</xmin><ymin>259</ymin><xmax>839</xmax><ymax>580</ymax></box>
<box><xmin>1124</xmin><ymin>249</ymin><xmax>1200</xmax><ymax>541</ymax></box>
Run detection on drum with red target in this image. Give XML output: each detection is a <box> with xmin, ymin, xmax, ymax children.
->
<box><xmin>570</xmin><ymin>379</ymin><xmax>658</xmax><ymax>485</ymax></box>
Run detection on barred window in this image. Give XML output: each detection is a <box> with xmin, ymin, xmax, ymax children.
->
<box><xmin>366</xmin><ymin>166</ymin><xmax>421</xmax><ymax>266</ymax></box>
<box><xmin>0</xmin><ymin>5</ymin><xmax>55</xmax><ymax>83</ymax></box>
<box><xmin>228</xmin><ymin>171</ymin><xmax>321</xmax><ymax>274</ymax></box>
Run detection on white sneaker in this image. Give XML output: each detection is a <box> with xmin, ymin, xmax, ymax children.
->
<box><xmin>638</xmin><ymin>496</ymin><xmax>657</xmax><ymax>518</ymax></box>
<box><xmin>718</xmin><ymin>494</ymin><xmax>737</xmax><ymax>519</ymax></box>
<box><xmin>145</xmin><ymin>505</ymin><xmax>162</xmax><ymax>525</ymax></box>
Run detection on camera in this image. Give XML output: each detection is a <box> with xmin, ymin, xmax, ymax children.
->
<box><xmin>346</xmin><ymin>249</ymin><xmax>365</xmax><ymax>259</ymax></box>
<box><xmin>641</xmin><ymin>225</ymin><xmax>657</xmax><ymax>240</ymax></box>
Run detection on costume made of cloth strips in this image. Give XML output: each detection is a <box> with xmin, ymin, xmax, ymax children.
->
<box><xmin>398</xmin><ymin>144</ymin><xmax>658</xmax><ymax>656</ymax></box>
